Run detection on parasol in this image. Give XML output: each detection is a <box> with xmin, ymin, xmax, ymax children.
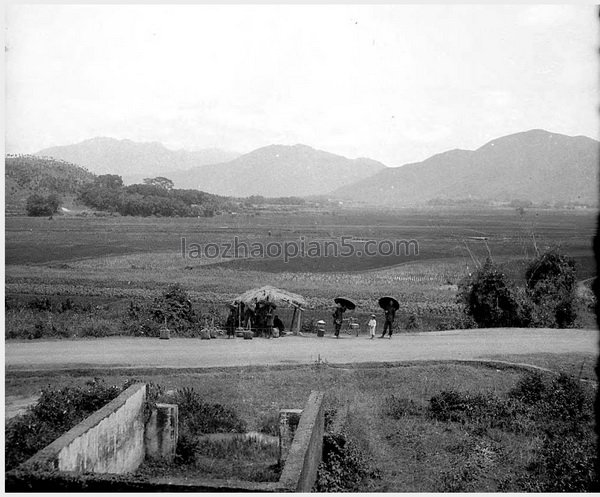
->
<box><xmin>334</xmin><ymin>297</ymin><xmax>356</xmax><ymax>310</ymax></box>
<box><xmin>233</xmin><ymin>285</ymin><xmax>306</xmax><ymax>307</ymax></box>
<box><xmin>378</xmin><ymin>296</ymin><xmax>399</xmax><ymax>311</ymax></box>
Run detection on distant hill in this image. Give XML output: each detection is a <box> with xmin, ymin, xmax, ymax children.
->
<box><xmin>167</xmin><ymin>144</ymin><xmax>387</xmax><ymax>197</ymax></box>
<box><xmin>35</xmin><ymin>137</ymin><xmax>240</xmax><ymax>184</ymax></box>
<box><xmin>335</xmin><ymin>130</ymin><xmax>599</xmax><ymax>206</ymax></box>
<box><xmin>5</xmin><ymin>155</ymin><xmax>96</xmax><ymax>215</ymax></box>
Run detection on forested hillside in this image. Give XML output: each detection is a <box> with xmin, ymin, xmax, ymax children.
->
<box><xmin>5</xmin><ymin>155</ymin><xmax>96</xmax><ymax>215</ymax></box>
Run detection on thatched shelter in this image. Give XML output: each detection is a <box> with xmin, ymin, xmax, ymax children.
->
<box><xmin>233</xmin><ymin>286</ymin><xmax>306</xmax><ymax>334</ymax></box>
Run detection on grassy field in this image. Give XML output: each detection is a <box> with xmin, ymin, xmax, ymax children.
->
<box><xmin>5</xmin><ymin>354</ymin><xmax>596</xmax><ymax>491</ymax></box>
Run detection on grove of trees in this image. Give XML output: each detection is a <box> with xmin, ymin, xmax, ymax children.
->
<box><xmin>458</xmin><ymin>249</ymin><xmax>580</xmax><ymax>329</ymax></box>
<box><xmin>77</xmin><ymin>175</ymin><xmax>230</xmax><ymax>217</ymax></box>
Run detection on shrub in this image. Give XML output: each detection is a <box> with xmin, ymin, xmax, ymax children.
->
<box><xmin>430</xmin><ymin>373</ymin><xmax>597</xmax><ymax>492</ymax></box>
<box><xmin>382</xmin><ymin>395</ymin><xmax>422</xmax><ymax>419</ymax></box>
<box><xmin>175</xmin><ymin>433</ymin><xmax>201</xmax><ymax>465</ymax></box>
<box><xmin>26</xmin><ymin>193</ymin><xmax>60</xmax><ymax>216</ymax></box>
<box><xmin>125</xmin><ymin>286</ymin><xmax>202</xmax><ymax>336</ymax></box>
<box><xmin>5</xmin><ymin>379</ymin><xmax>127</xmax><ymax>471</ymax></box>
<box><xmin>508</xmin><ymin>371</ymin><xmax>547</xmax><ymax>404</ymax></box>
<box><xmin>313</xmin><ymin>432</ymin><xmax>381</xmax><ymax>492</ymax></box>
<box><xmin>79</xmin><ymin>323</ymin><xmax>111</xmax><ymax>338</ymax></box>
<box><xmin>405</xmin><ymin>314</ymin><xmax>422</xmax><ymax>330</ymax></box>
<box><xmin>457</xmin><ymin>258</ymin><xmax>525</xmax><ymax>327</ymax></box>
<box><xmin>174</xmin><ymin>387</ymin><xmax>247</xmax><ymax>436</ymax></box>
<box><xmin>258</xmin><ymin>412</ymin><xmax>280</xmax><ymax>437</ymax></box>
<box><xmin>525</xmin><ymin>249</ymin><xmax>578</xmax><ymax>327</ymax></box>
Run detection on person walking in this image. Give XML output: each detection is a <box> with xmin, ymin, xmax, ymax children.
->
<box><xmin>379</xmin><ymin>304</ymin><xmax>396</xmax><ymax>339</ymax></box>
<box><xmin>367</xmin><ymin>314</ymin><xmax>377</xmax><ymax>339</ymax></box>
<box><xmin>332</xmin><ymin>303</ymin><xmax>345</xmax><ymax>338</ymax></box>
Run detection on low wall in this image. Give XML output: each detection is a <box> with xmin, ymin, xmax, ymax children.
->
<box><xmin>20</xmin><ymin>383</ymin><xmax>146</xmax><ymax>474</ymax></box>
<box><xmin>278</xmin><ymin>391</ymin><xmax>325</xmax><ymax>492</ymax></box>
<box><xmin>9</xmin><ymin>387</ymin><xmax>325</xmax><ymax>493</ymax></box>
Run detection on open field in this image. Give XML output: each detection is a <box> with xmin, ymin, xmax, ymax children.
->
<box><xmin>5</xmin><ymin>207</ymin><xmax>597</xmax><ymax>338</ymax></box>
<box><xmin>5</xmin><ymin>208</ymin><xmax>597</xmax><ymax>273</ymax></box>
<box><xmin>5</xmin><ymin>354</ymin><xmax>597</xmax><ymax>491</ymax></box>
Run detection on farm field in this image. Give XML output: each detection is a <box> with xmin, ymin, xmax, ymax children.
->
<box><xmin>5</xmin><ymin>207</ymin><xmax>598</xmax><ymax>338</ymax></box>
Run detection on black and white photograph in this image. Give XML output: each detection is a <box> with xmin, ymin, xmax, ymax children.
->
<box><xmin>4</xmin><ymin>3</ymin><xmax>599</xmax><ymax>492</ymax></box>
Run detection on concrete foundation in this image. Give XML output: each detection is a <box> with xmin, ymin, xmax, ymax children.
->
<box><xmin>145</xmin><ymin>403</ymin><xmax>178</xmax><ymax>461</ymax></box>
<box><xmin>279</xmin><ymin>408</ymin><xmax>303</xmax><ymax>465</ymax></box>
<box><xmin>10</xmin><ymin>386</ymin><xmax>325</xmax><ymax>493</ymax></box>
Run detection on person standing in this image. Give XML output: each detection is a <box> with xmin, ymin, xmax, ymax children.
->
<box><xmin>265</xmin><ymin>308</ymin><xmax>274</xmax><ymax>338</ymax></box>
<box><xmin>226</xmin><ymin>307</ymin><xmax>236</xmax><ymax>338</ymax></box>
<box><xmin>273</xmin><ymin>315</ymin><xmax>285</xmax><ymax>334</ymax></box>
<box><xmin>367</xmin><ymin>314</ymin><xmax>377</xmax><ymax>339</ymax></box>
<box><xmin>332</xmin><ymin>304</ymin><xmax>345</xmax><ymax>338</ymax></box>
<box><xmin>379</xmin><ymin>304</ymin><xmax>396</xmax><ymax>339</ymax></box>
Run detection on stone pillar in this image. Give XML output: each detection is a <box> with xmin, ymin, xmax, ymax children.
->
<box><xmin>279</xmin><ymin>408</ymin><xmax>303</xmax><ymax>465</ymax></box>
<box><xmin>145</xmin><ymin>404</ymin><xmax>178</xmax><ymax>461</ymax></box>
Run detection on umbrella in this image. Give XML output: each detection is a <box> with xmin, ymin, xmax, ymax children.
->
<box><xmin>334</xmin><ymin>297</ymin><xmax>356</xmax><ymax>310</ymax></box>
<box><xmin>378</xmin><ymin>296</ymin><xmax>399</xmax><ymax>311</ymax></box>
<box><xmin>234</xmin><ymin>285</ymin><xmax>306</xmax><ymax>307</ymax></box>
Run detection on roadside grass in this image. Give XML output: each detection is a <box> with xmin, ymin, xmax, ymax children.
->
<box><xmin>5</xmin><ymin>361</ymin><xmax>595</xmax><ymax>491</ymax></box>
<box><xmin>482</xmin><ymin>352</ymin><xmax>597</xmax><ymax>380</ymax></box>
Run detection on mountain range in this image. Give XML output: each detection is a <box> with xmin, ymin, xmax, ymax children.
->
<box><xmin>167</xmin><ymin>144</ymin><xmax>386</xmax><ymax>197</ymax></box>
<box><xmin>336</xmin><ymin>129</ymin><xmax>599</xmax><ymax>206</ymax></box>
<box><xmin>31</xmin><ymin>129</ymin><xmax>598</xmax><ymax>206</ymax></box>
<box><xmin>36</xmin><ymin>137</ymin><xmax>239</xmax><ymax>184</ymax></box>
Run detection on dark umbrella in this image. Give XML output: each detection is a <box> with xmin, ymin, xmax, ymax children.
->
<box><xmin>378</xmin><ymin>296</ymin><xmax>399</xmax><ymax>310</ymax></box>
<box><xmin>334</xmin><ymin>297</ymin><xmax>356</xmax><ymax>310</ymax></box>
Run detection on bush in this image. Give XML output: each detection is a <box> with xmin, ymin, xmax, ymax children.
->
<box><xmin>525</xmin><ymin>249</ymin><xmax>578</xmax><ymax>327</ymax></box>
<box><xmin>124</xmin><ymin>285</ymin><xmax>201</xmax><ymax>336</ymax></box>
<box><xmin>405</xmin><ymin>314</ymin><xmax>422</xmax><ymax>330</ymax></box>
<box><xmin>313</xmin><ymin>432</ymin><xmax>381</xmax><ymax>492</ymax></box>
<box><xmin>382</xmin><ymin>395</ymin><xmax>422</xmax><ymax>419</ymax></box>
<box><xmin>258</xmin><ymin>412</ymin><xmax>280</xmax><ymax>437</ymax></box>
<box><xmin>457</xmin><ymin>258</ymin><xmax>525</xmax><ymax>328</ymax></box>
<box><xmin>174</xmin><ymin>387</ymin><xmax>247</xmax><ymax>436</ymax></box>
<box><xmin>508</xmin><ymin>371</ymin><xmax>547</xmax><ymax>404</ymax></box>
<box><xmin>430</xmin><ymin>373</ymin><xmax>597</xmax><ymax>491</ymax></box>
<box><xmin>5</xmin><ymin>380</ymin><xmax>128</xmax><ymax>471</ymax></box>
<box><xmin>26</xmin><ymin>193</ymin><xmax>60</xmax><ymax>216</ymax></box>
<box><xmin>124</xmin><ymin>286</ymin><xmax>202</xmax><ymax>337</ymax></box>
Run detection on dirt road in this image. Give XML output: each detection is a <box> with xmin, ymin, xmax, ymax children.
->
<box><xmin>5</xmin><ymin>328</ymin><xmax>597</xmax><ymax>371</ymax></box>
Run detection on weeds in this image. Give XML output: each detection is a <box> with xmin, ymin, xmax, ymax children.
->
<box><xmin>428</xmin><ymin>372</ymin><xmax>596</xmax><ymax>491</ymax></box>
<box><xmin>313</xmin><ymin>432</ymin><xmax>381</xmax><ymax>492</ymax></box>
<box><xmin>381</xmin><ymin>395</ymin><xmax>422</xmax><ymax>419</ymax></box>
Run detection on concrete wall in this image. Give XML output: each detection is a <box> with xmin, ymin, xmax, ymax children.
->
<box><xmin>145</xmin><ymin>403</ymin><xmax>178</xmax><ymax>461</ymax></box>
<box><xmin>278</xmin><ymin>391</ymin><xmax>325</xmax><ymax>492</ymax></box>
<box><xmin>21</xmin><ymin>383</ymin><xmax>146</xmax><ymax>474</ymax></box>
<box><xmin>12</xmin><ymin>387</ymin><xmax>325</xmax><ymax>493</ymax></box>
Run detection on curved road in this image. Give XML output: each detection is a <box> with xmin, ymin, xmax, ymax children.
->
<box><xmin>5</xmin><ymin>328</ymin><xmax>597</xmax><ymax>371</ymax></box>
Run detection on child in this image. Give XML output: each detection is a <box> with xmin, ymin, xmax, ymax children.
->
<box><xmin>367</xmin><ymin>314</ymin><xmax>377</xmax><ymax>339</ymax></box>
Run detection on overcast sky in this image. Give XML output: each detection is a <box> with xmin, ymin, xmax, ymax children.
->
<box><xmin>5</xmin><ymin>4</ymin><xmax>599</xmax><ymax>166</ymax></box>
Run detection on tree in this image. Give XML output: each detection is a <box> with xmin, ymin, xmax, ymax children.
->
<box><xmin>26</xmin><ymin>193</ymin><xmax>60</xmax><ymax>216</ymax></box>
<box><xmin>143</xmin><ymin>176</ymin><xmax>174</xmax><ymax>190</ymax></box>
<box><xmin>457</xmin><ymin>258</ymin><xmax>524</xmax><ymax>328</ymax></box>
<box><xmin>95</xmin><ymin>174</ymin><xmax>123</xmax><ymax>189</ymax></box>
<box><xmin>525</xmin><ymin>249</ymin><xmax>577</xmax><ymax>327</ymax></box>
